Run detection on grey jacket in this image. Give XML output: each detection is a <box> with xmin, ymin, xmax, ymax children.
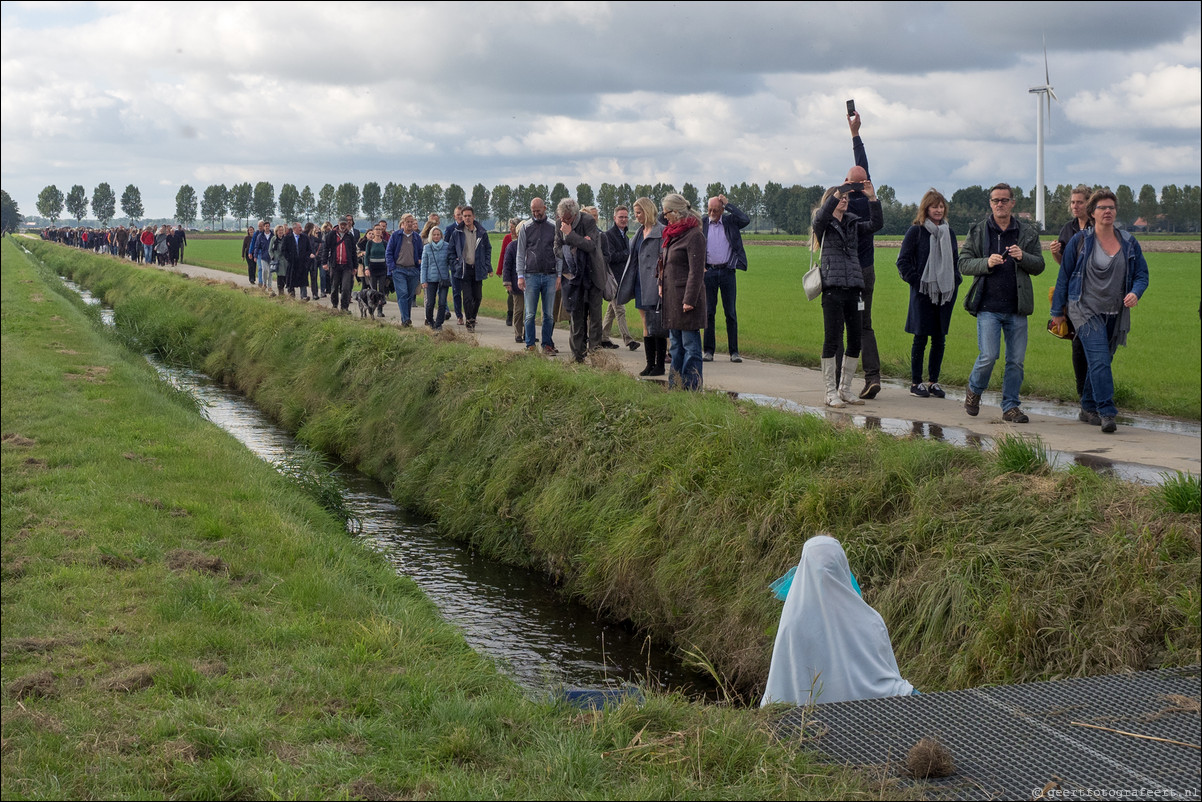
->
<box><xmin>554</xmin><ymin>211</ymin><xmax>608</xmax><ymax>290</ymax></box>
<box><xmin>616</xmin><ymin>223</ymin><xmax>664</xmax><ymax>308</ymax></box>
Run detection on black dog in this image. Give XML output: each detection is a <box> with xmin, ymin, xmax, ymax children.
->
<box><xmin>353</xmin><ymin>289</ymin><xmax>387</xmax><ymax>318</ymax></box>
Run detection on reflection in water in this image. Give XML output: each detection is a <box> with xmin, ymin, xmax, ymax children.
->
<box><xmin>737</xmin><ymin>392</ymin><xmax>1176</xmax><ymax>485</ymax></box>
<box><xmin>64</xmin><ymin>279</ymin><xmax>715</xmax><ymax>697</ymax></box>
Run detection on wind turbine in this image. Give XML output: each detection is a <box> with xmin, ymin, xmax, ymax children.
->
<box><xmin>1028</xmin><ymin>40</ymin><xmax>1058</xmax><ymax>231</ymax></box>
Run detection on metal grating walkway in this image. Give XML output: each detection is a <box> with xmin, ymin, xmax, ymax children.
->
<box><xmin>775</xmin><ymin>666</ymin><xmax>1201</xmax><ymax>800</ymax></box>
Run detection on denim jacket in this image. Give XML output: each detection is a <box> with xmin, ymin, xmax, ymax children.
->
<box><xmin>1051</xmin><ymin>228</ymin><xmax>1149</xmax><ymax>318</ymax></box>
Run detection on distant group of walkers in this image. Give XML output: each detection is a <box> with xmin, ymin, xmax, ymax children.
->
<box><xmin>44</xmin><ymin>224</ymin><xmax>187</xmax><ymax>267</ymax></box>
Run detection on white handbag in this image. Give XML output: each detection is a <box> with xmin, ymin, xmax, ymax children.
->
<box><xmin>803</xmin><ymin>246</ymin><xmax>822</xmax><ymax>301</ymax></box>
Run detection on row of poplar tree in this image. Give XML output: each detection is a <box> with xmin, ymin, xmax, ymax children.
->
<box><xmin>33</xmin><ymin>179</ymin><xmax>1200</xmax><ymax>235</ymax></box>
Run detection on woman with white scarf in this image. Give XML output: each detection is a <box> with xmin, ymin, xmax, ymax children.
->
<box><xmin>896</xmin><ymin>190</ymin><xmax>960</xmax><ymax>398</ymax></box>
<box><xmin>762</xmin><ymin>535</ymin><xmax>914</xmax><ymax>706</ymax></box>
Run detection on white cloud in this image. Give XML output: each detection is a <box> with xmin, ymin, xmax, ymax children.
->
<box><xmin>2</xmin><ymin>1</ymin><xmax>1198</xmax><ymax>219</ymax></box>
<box><xmin>1067</xmin><ymin>64</ymin><xmax>1201</xmax><ymax>129</ymax></box>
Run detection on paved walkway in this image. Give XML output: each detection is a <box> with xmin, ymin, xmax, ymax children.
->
<box><xmin>163</xmin><ymin>262</ymin><xmax>1200</xmax><ymax>480</ymax></box>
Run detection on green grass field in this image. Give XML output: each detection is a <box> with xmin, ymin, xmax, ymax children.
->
<box><xmin>174</xmin><ymin>235</ymin><xmax>1202</xmax><ymax>419</ymax></box>
<box><xmin>2</xmin><ymin>237</ymin><xmax>872</xmax><ymax>800</ymax></box>
<box><xmin>31</xmin><ymin>240</ymin><xmax>1201</xmax><ymax>702</ymax></box>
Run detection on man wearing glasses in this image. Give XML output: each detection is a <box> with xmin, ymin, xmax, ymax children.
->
<box><xmin>959</xmin><ymin>183</ymin><xmax>1045</xmax><ymax>423</ymax></box>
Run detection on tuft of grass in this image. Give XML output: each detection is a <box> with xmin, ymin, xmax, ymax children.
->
<box><xmin>278</xmin><ymin>447</ymin><xmax>360</xmax><ymax>530</ymax></box>
<box><xmin>1160</xmin><ymin>471</ymin><xmax>1201</xmax><ymax>514</ymax></box>
<box><xmin>994</xmin><ymin>433</ymin><xmax>1049</xmax><ymax>475</ymax></box>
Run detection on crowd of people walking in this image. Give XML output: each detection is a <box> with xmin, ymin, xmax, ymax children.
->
<box><xmin>44</xmin><ymin>223</ymin><xmax>187</xmax><ymax>266</ymax></box>
<box><xmin>41</xmin><ymin>111</ymin><xmax>1150</xmax><ymax>429</ymax></box>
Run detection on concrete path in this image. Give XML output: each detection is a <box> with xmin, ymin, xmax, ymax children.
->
<box><xmin>162</xmin><ymin>262</ymin><xmax>1200</xmax><ymax>481</ymax></box>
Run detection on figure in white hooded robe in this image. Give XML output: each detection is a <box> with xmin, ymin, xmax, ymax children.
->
<box><xmin>762</xmin><ymin>535</ymin><xmax>914</xmax><ymax>706</ymax></box>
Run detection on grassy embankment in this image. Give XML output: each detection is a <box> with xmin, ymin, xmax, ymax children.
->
<box><xmin>2</xmin><ymin>237</ymin><xmax>875</xmax><ymax>799</ymax></box>
<box><xmin>28</xmin><ymin>239</ymin><xmax>1201</xmax><ymax>699</ymax></box>
<box><xmin>175</xmin><ymin>236</ymin><xmax>1201</xmax><ymax>419</ymax></box>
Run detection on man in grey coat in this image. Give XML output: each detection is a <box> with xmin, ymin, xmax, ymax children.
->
<box><xmin>554</xmin><ymin>197</ymin><xmax>607</xmax><ymax>363</ymax></box>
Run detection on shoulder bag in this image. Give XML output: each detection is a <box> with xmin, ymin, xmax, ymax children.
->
<box><xmin>803</xmin><ymin>244</ymin><xmax>822</xmax><ymax>301</ymax></box>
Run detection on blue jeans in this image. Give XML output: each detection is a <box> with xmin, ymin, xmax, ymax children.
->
<box><xmin>392</xmin><ymin>269</ymin><xmax>420</xmax><ymax>324</ymax></box>
<box><xmin>1077</xmin><ymin>314</ymin><xmax>1120</xmax><ymax>418</ymax></box>
<box><xmin>703</xmin><ymin>267</ymin><xmax>738</xmax><ymax>354</ymax></box>
<box><xmin>669</xmin><ymin>329</ymin><xmax>703</xmax><ymax>390</ymax></box>
<box><xmin>144</xmin><ymin>243</ymin><xmax>154</xmax><ymax>263</ymax></box>
<box><xmin>523</xmin><ymin>273</ymin><xmax>556</xmax><ymax>348</ymax></box>
<box><xmin>969</xmin><ymin>311</ymin><xmax>1028</xmax><ymax>412</ymax></box>
<box><xmin>257</xmin><ymin>257</ymin><xmax>270</xmax><ymax>286</ymax></box>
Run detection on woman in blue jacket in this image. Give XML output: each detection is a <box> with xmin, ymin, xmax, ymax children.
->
<box><xmin>1051</xmin><ymin>190</ymin><xmax>1149</xmax><ymax>434</ymax></box>
<box><xmin>896</xmin><ymin>189</ymin><xmax>960</xmax><ymax>399</ymax></box>
<box><xmin>420</xmin><ymin>227</ymin><xmax>453</xmax><ymax>330</ymax></box>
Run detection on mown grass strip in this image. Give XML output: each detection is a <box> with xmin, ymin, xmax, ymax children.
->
<box><xmin>2</xmin><ymin>238</ymin><xmax>871</xmax><ymax>799</ymax></box>
<box><xmin>29</xmin><ymin>239</ymin><xmax>1200</xmax><ymax>701</ymax></box>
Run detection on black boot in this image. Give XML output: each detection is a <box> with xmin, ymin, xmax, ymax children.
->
<box><xmin>638</xmin><ymin>337</ymin><xmax>655</xmax><ymax>376</ymax></box>
<box><xmin>649</xmin><ymin>336</ymin><xmax>666</xmax><ymax>376</ymax></box>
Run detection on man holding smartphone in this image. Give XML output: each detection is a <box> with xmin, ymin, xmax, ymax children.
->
<box><xmin>842</xmin><ymin>108</ymin><xmax>883</xmax><ymax>398</ymax></box>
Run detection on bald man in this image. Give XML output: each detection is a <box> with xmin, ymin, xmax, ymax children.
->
<box><xmin>839</xmin><ymin>111</ymin><xmax>883</xmax><ymax>398</ymax></box>
<box><xmin>702</xmin><ymin>193</ymin><xmax>750</xmax><ymax>363</ymax></box>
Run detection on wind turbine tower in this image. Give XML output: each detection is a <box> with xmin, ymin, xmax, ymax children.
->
<box><xmin>1029</xmin><ymin>45</ymin><xmax>1058</xmax><ymax>231</ymax></box>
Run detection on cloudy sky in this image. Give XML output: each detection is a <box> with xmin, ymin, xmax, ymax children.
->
<box><xmin>2</xmin><ymin>1</ymin><xmax>1199</xmax><ymax>221</ymax></box>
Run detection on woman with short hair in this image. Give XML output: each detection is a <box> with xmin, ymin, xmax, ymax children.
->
<box><xmin>1051</xmin><ymin>190</ymin><xmax>1149</xmax><ymax>433</ymax></box>
<box><xmin>267</xmin><ymin>224</ymin><xmax>288</xmax><ymax>295</ymax></box>
<box><xmin>154</xmin><ymin>225</ymin><xmax>171</xmax><ymax>266</ymax></box>
<box><xmin>420</xmin><ymin>226</ymin><xmax>452</xmax><ymax>329</ymax></box>
<box><xmin>896</xmin><ymin>189</ymin><xmax>960</xmax><ymax>398</ymax></box>
<box><xmin>658</xmin><ymin>193</ymin><xmax>707</xmax><ymax>390</ymax></box>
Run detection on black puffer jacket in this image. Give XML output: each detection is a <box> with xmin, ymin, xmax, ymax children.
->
<box><xmin>813</xmin><ymin>194</ymin><xmax>882</xmax><ymax>289</ymax></box>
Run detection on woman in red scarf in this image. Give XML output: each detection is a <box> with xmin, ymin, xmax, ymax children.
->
<box><xmin>658</xmin><ymin>194</ymin><xmax>707</xmax><ymax>390</ymax></box>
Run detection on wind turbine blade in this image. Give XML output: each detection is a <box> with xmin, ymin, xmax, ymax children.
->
<box><xmin>1048</xmin><ymin>87</ymin><xmax>1059</xmax><ymax>103</ymax></box>
<box><xmin>1043</xmin><ymin>33</ymin><xmax>1050</xmax><ymax>85</ymax></box>
<box><xmin>1047</xmin><ymin>93</ymin><xmax>1053</xmax><ymax>133</ymax></box>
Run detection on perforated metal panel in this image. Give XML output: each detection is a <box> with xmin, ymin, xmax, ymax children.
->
<box><xmin>775</xmin><ymin>666</ymin><xmax>1201</xmax><ymax>800</ymax></box>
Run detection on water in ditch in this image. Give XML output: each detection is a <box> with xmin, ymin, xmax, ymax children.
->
<box><xmin>63</xmin><ymin>278</ymin><xmax>717</xmax><ymax>698</ymax></box>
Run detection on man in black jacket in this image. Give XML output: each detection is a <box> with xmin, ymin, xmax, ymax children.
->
<box><xmin>600</xmin><ymin>206</ymin><xmax>637</xmax><ymax>350</ymax></box>
<box><xmin>324</xmin><ymin>220</ymin><xmax>358</xmax><ymax>312</ymax></box>
<box><xmin>283</xmin><ymin>222</ymin><xmax>313</xmax><ymax>300</ymax></box>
